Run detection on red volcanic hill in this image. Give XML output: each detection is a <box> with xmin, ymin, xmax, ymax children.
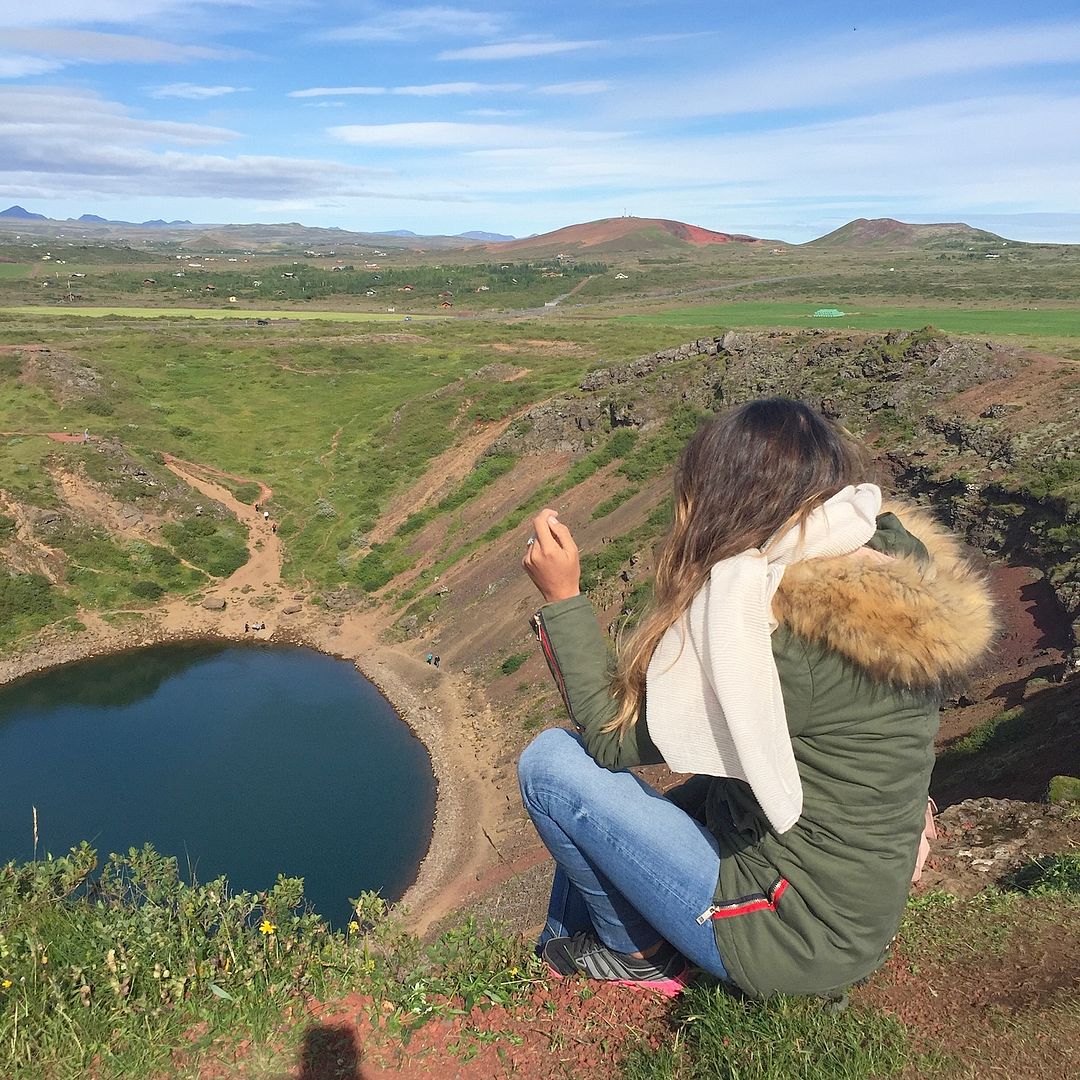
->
<box><xmin>487</xmin><ymin>216</ymin><xmax>763</xmax><ymax>255</ymax></box>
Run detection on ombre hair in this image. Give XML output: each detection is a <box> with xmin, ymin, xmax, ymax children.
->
<box><xmin>609</xmin><ymin>397</ymin><xmax>865</xmax><ymax>734</ymax></box>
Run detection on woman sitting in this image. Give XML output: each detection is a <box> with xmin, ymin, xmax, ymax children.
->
<box><xmin>518</xmin><ymin>397</ymin><xmax>994</xmax><ymax>998</ymax></box>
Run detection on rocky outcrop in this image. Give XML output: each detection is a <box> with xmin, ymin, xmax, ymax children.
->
<box><xmin>490</xmin><ymin>329</ymin><xmax>1078</xmax><ymax>665</ymax></box>
<box><xmin>492</xmin><ymin>338</ymin><xmax>726</xmax><ymax>455</ymax></box>
<box><xmin>579</xmin><ymin>337</ymin><xmax>723</xmax><ymax>390</ymax></box>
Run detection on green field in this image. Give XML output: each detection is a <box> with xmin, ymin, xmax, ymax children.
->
<box><xmin>0</xmin><ymin>314</ymin><xmax>694</xmax><ymax>609</ymax></box>
<box><xmin>624</xmin><ymin>301</ymin><xmax>1080</xmax><ymax>339</ymax></box>
<box><xmin>0</xmin><ymin>264</ymin><xmax>28</xmax><ymax>280</ymax></box>
<box><xmin>0</xmin><ymin>306</ymin><xmax>445</xmax><ymax>322</ymax></box>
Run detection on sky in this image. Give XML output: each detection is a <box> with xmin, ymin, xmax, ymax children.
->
<box><xmin>2</xmin><ymin>1</ymin><xmax>1079</xmax><ymax>243</ymax></box>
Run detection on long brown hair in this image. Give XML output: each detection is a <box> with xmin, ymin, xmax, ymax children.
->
<box><xmin>609</xmin><ymin>398</ymin><xmax>865</xmax><ymax>734</ymax></box>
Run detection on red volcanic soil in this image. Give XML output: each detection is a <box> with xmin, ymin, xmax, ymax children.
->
<box><xmin>491</xmin><ymin>215</ymin><xmax>760</xmax><ymax>253</ymax></box>
<box><xmin>666</xmin><ymin>220</ymin><xmax>757</xmax><ymax>245</ymax></box>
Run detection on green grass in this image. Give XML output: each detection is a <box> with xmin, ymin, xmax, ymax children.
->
<box><xmin>938</xmin><ymin>707</ymin><xmax>1025</xmax><ymax>759</ymax></box>
<box><xmin>621</xmin><ymin>984</ymin><xmax>916</xmax><ymax>1080</ymax></box>
<box><xmin>390</xmin><ymin>427</ymin><xmax>643</xmax><ymax>600</ymax></box>
<box><xmin>0</xmin><ymin>264</ymin><xmax>29</xmax><ymax>279</ymax></box>
<box><xmin>624</xmin><ymin>301</ymin><xmax>1080</xmax><ymax>339</ymax></box>
<box><xmin>398</xmin><ymin>451</ymin><xmax>518</xmax><ymax>537</ymax></box>
<box><xmin>0</xmin><ymin>313</ymin><xmax>696</xmax><ymax>609</ymax></box>
<box><xmin>0</xmin><ymin>845</ymin><xmax>542</xmax><ymax>1080</ymax></box>
<box><xmin>0</xmin><ymin>306</ymin><xmax>446</xmax><ymax>322</ymax></box>
<box><xmin>0</xmin><ymin>570</ymin><xmax>75</xmax><ymax>648</ymax></box>
<box><xmin>499</xmin><ymin>652</ymin><xmax>529</xmax><ymax>676</ymax></box>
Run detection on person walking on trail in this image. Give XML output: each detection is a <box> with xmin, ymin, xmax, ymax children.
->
<box><xmin>518</xmin><ymin>397</ymin><xmax>995</xmax><ymax>999</ymax></box>
<box><xmin>83</xmin><ymin>429</ymin><xmax>89</xmax><ymax>443</ymax></box>
<box><xmin>263</xmin><ymin>510</ymin><xmax>269</xmax><ymax>522</ymax></box>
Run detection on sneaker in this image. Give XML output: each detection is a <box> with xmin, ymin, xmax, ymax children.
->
<box><xmin>542</xmin><ymin>932</ymin><xmax>689</xmax><ymax>997</ymax></box>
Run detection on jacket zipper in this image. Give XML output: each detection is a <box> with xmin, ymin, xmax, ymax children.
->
<box><xmin>533</xmin><ymin>611</ymin><xmax>574</xmax><ymax>721</ymax></box>
<box><xmin>696</xmin><ymin>877</ymin><xmax>790</xmax><ymax>923</ymax></box>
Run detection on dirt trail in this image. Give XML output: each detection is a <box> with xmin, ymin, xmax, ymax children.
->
<box><xmin>161</xmin><ymin>454</ymin><xmax>282</xmax><ymax>596</ymax></box>
<box><xmin>367</xmin><ymin>415</ymin><xmax>518</xmax><ymax>546</ymax></box>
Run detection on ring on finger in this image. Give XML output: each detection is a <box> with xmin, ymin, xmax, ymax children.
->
<box><xmin>526</xmin><ymin>536</ymin><xmax>536</xmax><ymax>546</ymax></box>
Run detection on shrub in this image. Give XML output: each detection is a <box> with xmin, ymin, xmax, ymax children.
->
<box><xmin>84</xmin><ymin>398</ymin><xmax>114</xmax><ymax>417</ymax></box>
<box><xmin>161</xmin><ymin>518</ymin><xmax>247</xmax><ymax>578</ymax></box>
<box><xmin>130</xmin><ymin>579</ymin><xmax>165</xmax><ymax>600</ymax></box>
<box><xmin>500</xmin><ymin>653</ymin><xmax>528</xmax><ymax>676</ymax></box>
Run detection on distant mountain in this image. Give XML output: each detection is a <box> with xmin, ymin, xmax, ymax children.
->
<box><xmin>0</xmin><ymin>205</ymin><xmax>46</xmax><ymax>220</ymax></box>
<box><xmin>73</xmin><ymin>214</ymin><xmax>193</xmax><ymax>226</ymax></box>
<box><xmin>809</xmin><ymin>217</ymin><xmax>1009</xmax><ymax>248</ymax></box>
<box><xmin>0</xmin><ymin>208</ymin><xmax>760</xmax><ymax>254</ymax></box>
<box><xmin>488</xmin><ymin>216</ymin><xmax>764</xmax><ymax>255</ymax></box>
<box><xmin>459</xmin><ymin>230</ymin><xmax>515</xmax><ymax>242</ymax></box>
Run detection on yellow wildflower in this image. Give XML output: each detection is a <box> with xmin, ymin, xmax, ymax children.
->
<box><xmin>348</xmin><ymin>921</ymin><xmax>360</xmax><ymax>934</ymax></box>
<box><xmin>259</xmin><ymin>919</ymin><xmax>277</xmax><ymax>936</ymax></box>
<box><xmin>2</xmin><ymin>979</ymin><xmax>11</xmax><ymax>989</ymax></box>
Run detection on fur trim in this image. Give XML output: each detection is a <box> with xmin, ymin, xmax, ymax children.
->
<box><xmin>772</xmin><ymin>501</ymin><xmax>996</xmax><ymax>690</ymax></box>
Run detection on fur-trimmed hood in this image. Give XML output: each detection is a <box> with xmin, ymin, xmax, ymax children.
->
<box><xmin>772</xmin><ymin>501</ymin><xmax>996</xmax><ymax>691</ymax></box>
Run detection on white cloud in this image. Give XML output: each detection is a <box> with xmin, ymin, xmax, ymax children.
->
<box><xmin>0</xmin><ymin>86</ymin><xmax>238</xmax><ymax>145</ymax></box>
<box><xmin>1</xmin><ymin>28</ymin><xmax>239</xmax><ymax>63</ymax></box>
<box><xmin>151</xmin><ymin>83</ymin><xmax>251</xmax><ymax>99</ymax></box>
<box><xmin>327</xmin><ymin>121</ymin><xmax>625</xmax><ymax>149</ymax></box>
<box><xmin>290</xmin><ymin>86</ymin><xmax>387</xmax><ymax>98</ymax></box>
<box><xmin>320</xmin><ymin>6</ymin><xmax>505</xmax><ymax>43</ymax></box>
<box><xmin>438</xmin><ymin>39</ymin><xmax>600</xmax><ymax>61</ymax></box>
<box><xmin>395</xmin><ymin>81</ymin><xmax>523</xmax><ymax>97</ymax></box>
<box><xmin>0</xmin><ymin>84</ymin><xmax>467</xmax><ymax>205</ymax></box>
<box><xmin>0</xmin><ymin>55</ymin><xmax>65</xmax><ymax>78</ymax></box>
<box><xmin>0</xmin><ymin>1</ymin><xmax>282</xmax><ymax>30</ymax></box>
<box><xmin>464</xmin><ymin>108</ymin><xmax>528</xmax><ymax>117</ymax></box>
<box><xmin>290</xmin><ymin>82</ymin><xmax>522</xmax><ymax>99</ymax></box>
<box><xmin>538</xmin><ymin>81</ymin><xmax>610</xmax><ymax>96</ymax></box>
<box><xmin>445</xmin><ymin>94</ymin><xmax>1080</xmax><ymax>213</ymax></box>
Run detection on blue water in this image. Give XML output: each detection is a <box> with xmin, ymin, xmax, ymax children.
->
<box><xmin>0</xmin><ymin>642</ymin><xmax>436</xmax><ymax>926</ymax></box>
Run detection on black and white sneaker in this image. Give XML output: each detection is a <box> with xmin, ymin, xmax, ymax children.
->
<box><xmin>542</xmin><ymin>932</ymin><xmax>690</xmax><ymax>997</ymax></box>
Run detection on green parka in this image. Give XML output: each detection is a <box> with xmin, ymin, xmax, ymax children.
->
<box><xmin>532</xmin><ymin>505</ymin><xmax>995</xmax><ymax>998</ymax></box>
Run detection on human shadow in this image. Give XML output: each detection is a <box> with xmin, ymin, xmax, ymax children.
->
<box><xmin>296</xmin><ymin>1023</ymin><xmax>363</xmax><ymax>1080</ymax></box>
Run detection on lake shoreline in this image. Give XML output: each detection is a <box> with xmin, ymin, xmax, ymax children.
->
<box><xmin>0</xmin><ymin>598</ymin><xmax>504</xmax><ymax>936</ymax></box>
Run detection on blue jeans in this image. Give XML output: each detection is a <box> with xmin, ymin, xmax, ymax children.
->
<box><xmin>518</xmin><ymin>728</ymin><xmax>729</xmax><ymax>980</ymax></box>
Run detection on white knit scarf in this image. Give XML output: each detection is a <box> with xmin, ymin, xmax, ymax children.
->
<box><xmin>646</xmin><ymin>484</ymin><xmax>882</xmax><ymax>834</ymax></box>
